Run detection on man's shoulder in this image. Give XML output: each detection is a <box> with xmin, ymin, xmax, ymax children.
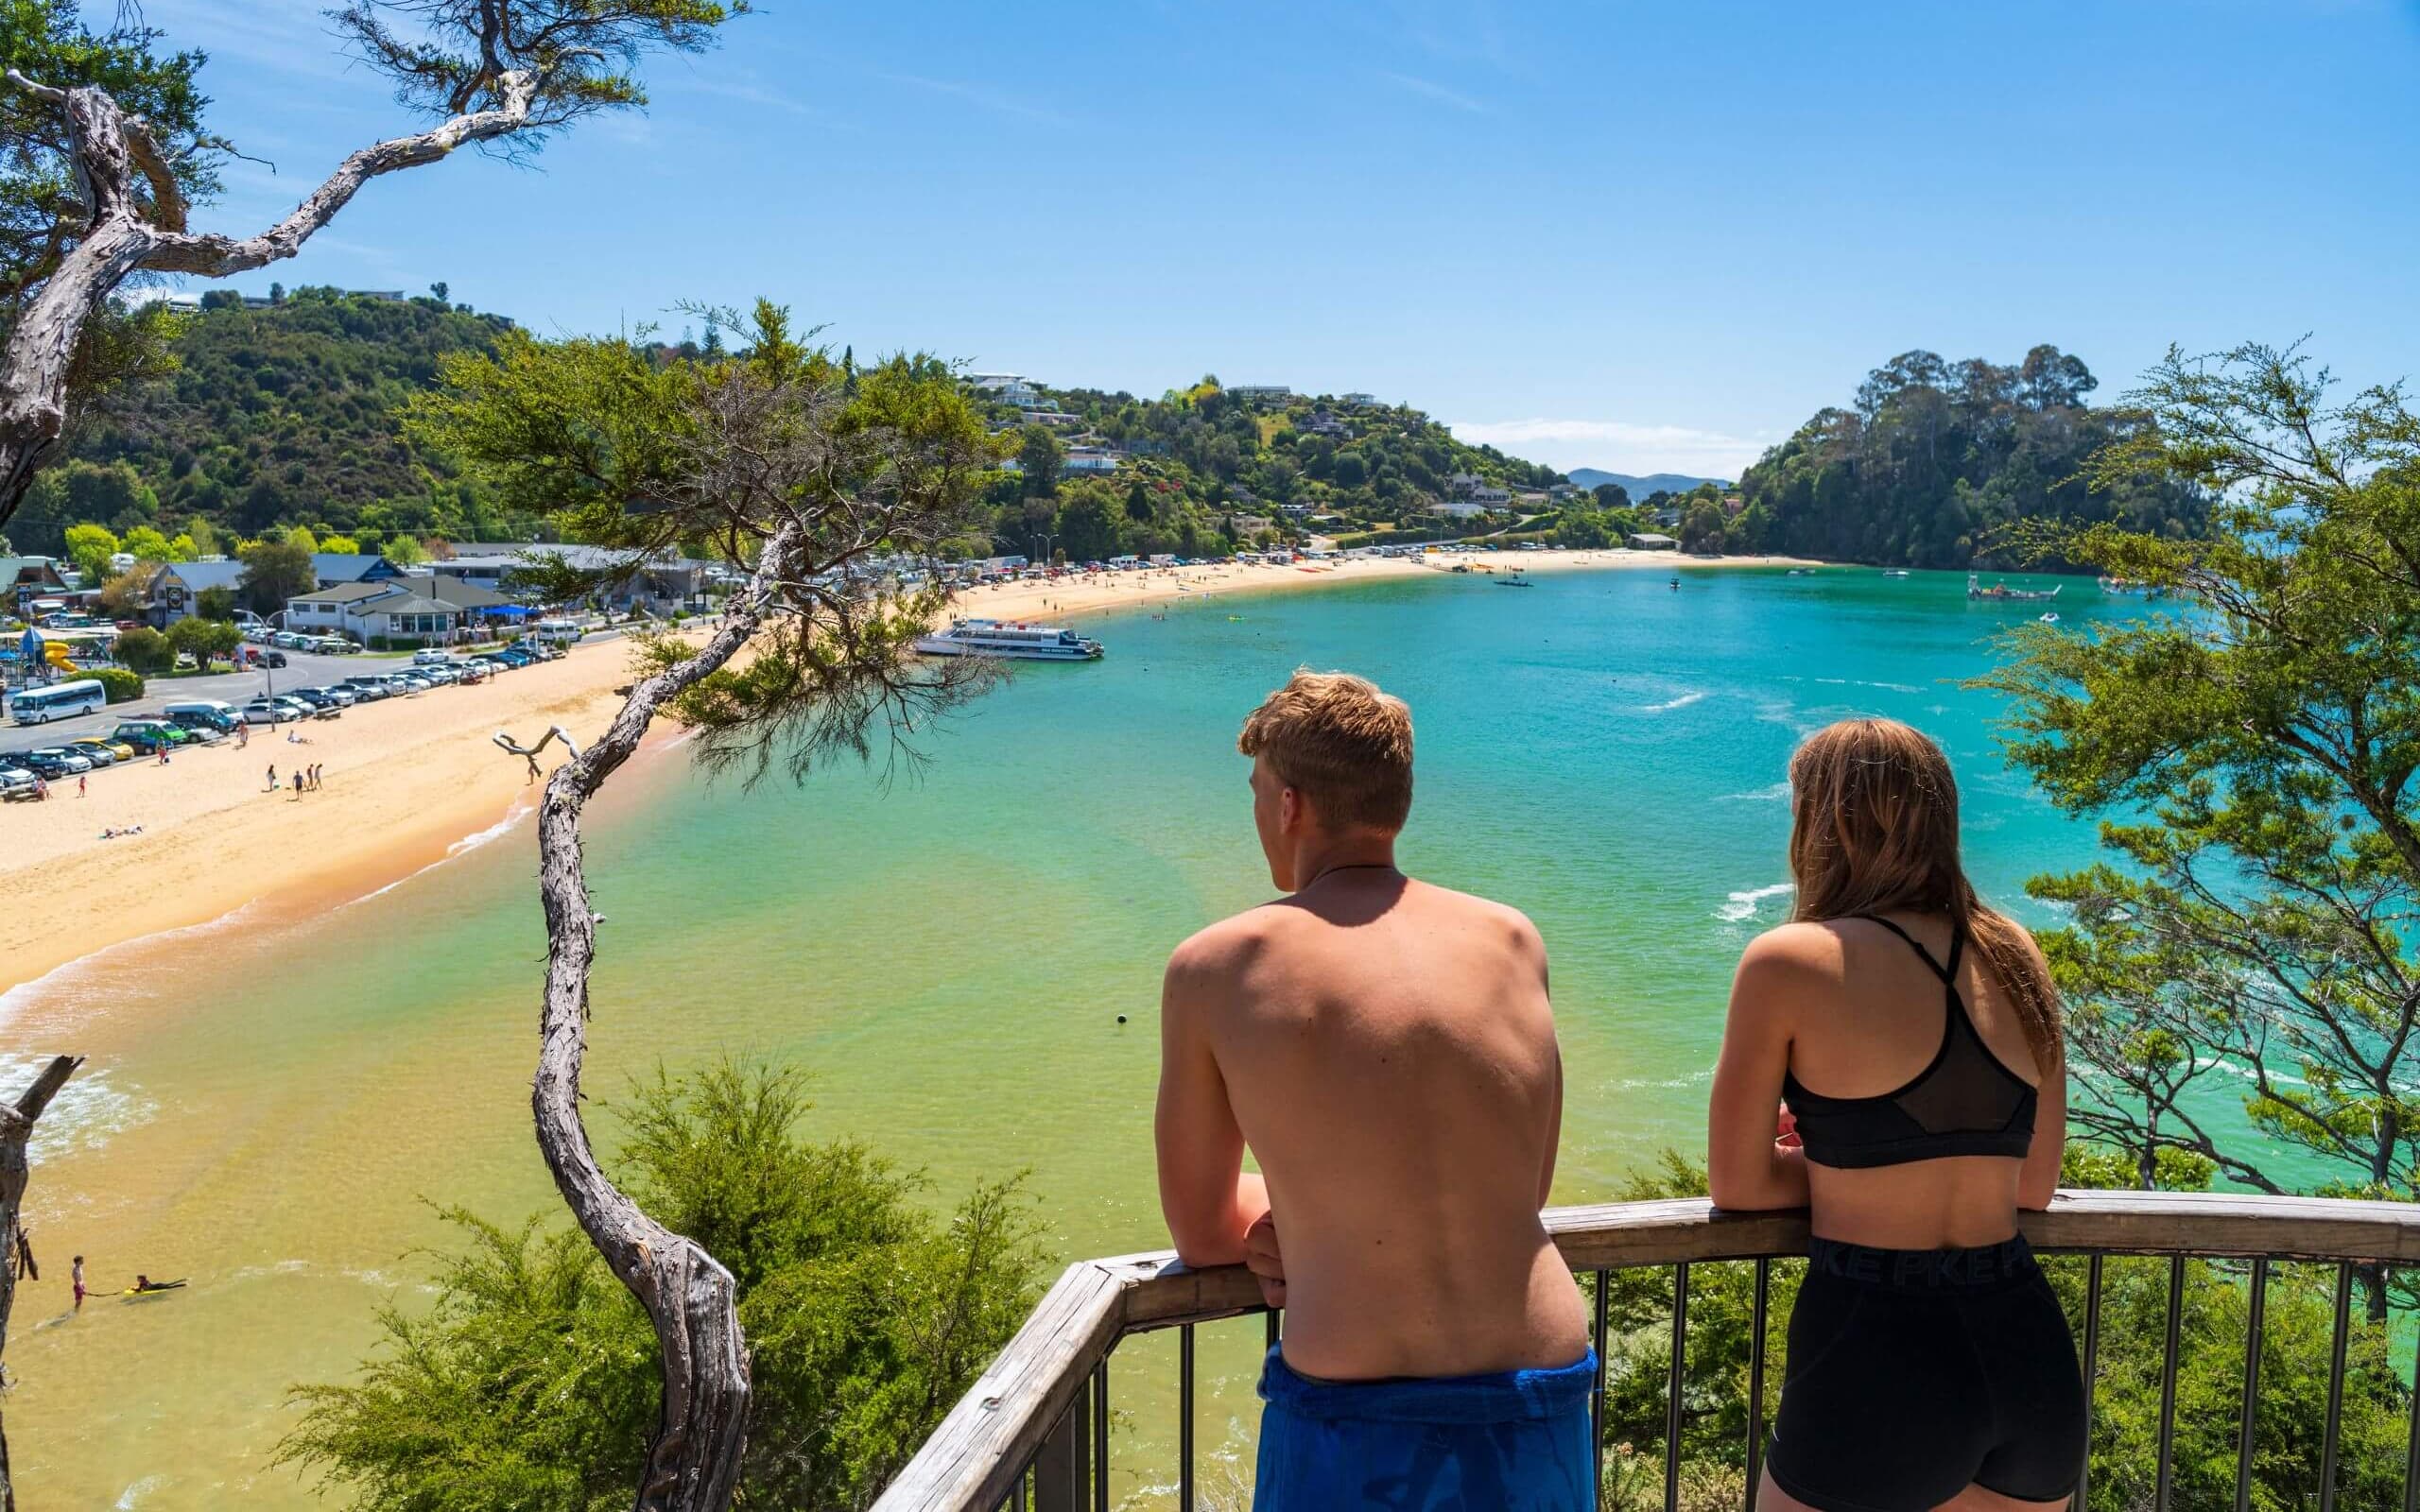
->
<box><xmin>1404</xmin><ymin>879</ymin><xmax>1545</xmax><ymax>950</ymax></box>
<box><xmin>1167</xmin><ymin>903</ymin><xmax>1295</xmax><ymax>980</ymax></box>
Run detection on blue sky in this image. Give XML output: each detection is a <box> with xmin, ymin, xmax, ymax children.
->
<box><xmin>116</xmin><ymin>0</ymin><xmax>2420</xmax><ymax>478</ymax></box>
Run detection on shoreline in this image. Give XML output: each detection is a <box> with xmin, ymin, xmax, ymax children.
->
<box><xmin>2</xmin><ymin>549</ymin><xmax>1805</xmax><ymax>998</ymax></box>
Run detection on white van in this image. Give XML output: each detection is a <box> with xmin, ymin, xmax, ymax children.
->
<box><xmin>531</xmin><ymin>619</ymin><xmax>584</xmax><ymax>646</ymax></box>
<box><xmin>162</xmin><ymin>699</ymin><xmax>241</xmax><ymax>733</ymax></box>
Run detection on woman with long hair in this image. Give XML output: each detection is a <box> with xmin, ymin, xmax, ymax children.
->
<box><xmin>1709</xmin><ymin>718</ymin><xmax>2082</xmax><ymax>1512</ymax></box>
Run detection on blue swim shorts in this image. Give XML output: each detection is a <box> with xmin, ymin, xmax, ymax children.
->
<box><xmin>1253</xmin><ymin>1345</ymin><xmax>1598</xmax><ymax>1510</ymax></box>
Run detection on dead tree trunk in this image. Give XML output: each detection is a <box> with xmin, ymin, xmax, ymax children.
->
<box><xmin>0</xmin><ymin>67</ymin><xmax>540</xmax><ymax>529</ymax></box>
<box><xmin>522</xmin><ymin>524</ymin><xmax>806</xmax><ymax>1512</ymax></box>
<box><xmin>0</xmin><ymin>1055</ymin><xmax>80</xmax><ymax>1512</ymax></box>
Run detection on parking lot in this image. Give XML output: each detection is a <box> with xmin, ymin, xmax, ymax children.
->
<box><xmin>1</xmin><ymin>637</ymin><xmax>591</xmax><ymax>794</ymax></box>
<box><xmin>13</xmin><ymin>648</ymin><xmax>385</xmax><ymax>739</ymax></box>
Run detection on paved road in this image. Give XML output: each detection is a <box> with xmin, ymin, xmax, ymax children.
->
<box><xmin>7</xmin><ymin>649</ymin><xmax>398</xmax><ymax>745</ymax></box>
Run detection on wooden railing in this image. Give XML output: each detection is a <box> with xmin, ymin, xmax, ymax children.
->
<box><xmin>873</xmin><ymin>1192</ymin><xmax>2420</xmax><ymax>1512</ymax></box>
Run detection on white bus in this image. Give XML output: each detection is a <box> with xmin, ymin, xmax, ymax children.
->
<box><xmin>8</xmin><ymin>679</ymin><xmax>105</xmax><ymax>726</ymax></box>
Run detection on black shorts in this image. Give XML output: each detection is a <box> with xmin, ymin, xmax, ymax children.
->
<box><xmin>1765</xmin><ymin>1235</ymin><xmax>2085</xmax><ymax>1512</ymax></box>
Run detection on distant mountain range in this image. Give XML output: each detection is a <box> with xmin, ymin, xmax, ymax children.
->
<box><xmin>1566</xmin><ymin>469</ymin><xmax>1731</xmax><ymax>495</ymax></box>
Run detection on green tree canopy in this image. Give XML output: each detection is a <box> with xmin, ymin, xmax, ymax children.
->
<box><xmin>280</xmin><ymin>1060</ymin><xmax>1045</xmax><ymax>1511</ymax></box>
<box><xmin>236</xmin><ymin>537</ymin><xmax>312</xmax><ymax>612</ymax></box>
<box><xmin>1979</xmin><ymin>342</ymin><xmax>2420</xmax><ymax>1298</ymax></box>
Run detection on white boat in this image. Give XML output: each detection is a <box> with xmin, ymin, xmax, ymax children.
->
<box><xmin>2038</xmin><ymin>611</ymin><xmax>2061</xmax><ymax>625</ymax></box>
<box><xmin>912</xmin><ymin>618</ymin><xmax>1104</xmax><ymax>661</ymax></box>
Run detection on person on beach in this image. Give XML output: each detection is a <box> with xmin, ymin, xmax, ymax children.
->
<box><xmin>266</xmin><ymin>764</ymin><xmax>276</xmax><ymax>790</ymax></box>
<box><xmin>1709</xmin><ymin>719</ymin><xmax>2079</xmax><ymax>1512</ymax></box>
<box><xmin>76</xmin><ymin>773</ymin><xmax>83</xmax><ymax>798</ymax></box>
<box><xmin>1156</xmin><ymin>670</ymin><xmax>1591</xmax><ymax>1511</ymax></box>
<box><xmin>72</xmin><ymin>1254</ymin><xmax>88</xmax><ymax>1311</ymax></box>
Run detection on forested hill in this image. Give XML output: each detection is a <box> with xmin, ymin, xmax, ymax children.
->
<box><xmin>7</xmin><ymin>303</ymin><xmax>2204</xmax><ymax>574</ymax></box>
<box><xmin>961</xmin><ymin>376</ymin><xmax>1570</xmax><ymax>562</ymax></box>
<box><xmin>1728</xmin><ymin>346</ymin><xmax>2206</xmax><ymax>568</ymax></box>
<box><xmin>8</xmin><ymin>288</ymin><xmax>521</xmax><ymax>557</ymax></box>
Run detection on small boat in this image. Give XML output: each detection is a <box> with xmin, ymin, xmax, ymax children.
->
<box><xmin>1967</xmin><ymin>572</ymin><xmax>2062</xmax><ymax>603</ymax></box>
<box><xmin>1495</xmin><ymin>572</ymin><xmax>1532</xmax><ymax>587</ymax></box>
<box><xmin>1788</xmin><ymin>568</ymin><xmax>1814</xmax><ymax>576</ymax></box>
<box><xmin>1881</xmin><ymin>569</ymin><xmax>1910</xmax><ymax>577</ymax></box>
<box><xmin>2038</xmin><ymin>612</ymin><xmax>2061</xmax><ymax>625</ymax></box>
<box><xmin>913</xmin><ymin>619</ymin><xmax>1103</xmax><ymax>661</ymax></box>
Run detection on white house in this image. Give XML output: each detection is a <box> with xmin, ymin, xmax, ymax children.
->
<box><xmin>285</xmin><ymin>576</ymin><xmax>511</xmax><ymax>644</ymax></box>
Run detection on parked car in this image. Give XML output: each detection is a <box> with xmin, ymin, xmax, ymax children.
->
<box><xmin>311</xmin><ymin>685</ymin><xmax>357</xmax><ymax>707</ymax></box>
<box><xmin>14</xmin><ymin>749</ymin><xmax>82</xmax><ymax>779</ymax></box>
<box><xmin>272</xmin><ymin>631</ymin><xmax>306</xmax><ymax>649</ymax></box>
<box><xmin>0</xmin><ymin>767</ymin><xmax>37</xmax><ymax>800</ymax></box>
<box><xmin>337</xmin><ymin>677</ymin><xmax>390</xmax><ymax>701</ymax></box>
<box><xmin>241</xmin><ymin>697</ymin><xmax>296</xmax><ymax>725</ymax></box>
<box><xmin>282</xmin><ymin>687</ymin><xmax>337</xmax><ymax>712</ymax></box>
<box><xmin>64</xmin><ymin>737</ymin><xmax>120</xmax><ymax>766</ymax></box>
<box><xmin>33</xmin><ymin>746</ymin><xmax>95</xmax><ymax>774</ymax></box>
<box><xmin>71</xmin><ymin>736</ymin><xmax>135</xmax><ymax>764</ymax></box>
<box><xmin>108</xmin><ymin>721</ymin><xmax>179</xmax><ymax>753</ymax></box>
<box><xmin>309</xmin><ymin>636</ymin><xmax>356</xmax><ymax>654</ymax></box>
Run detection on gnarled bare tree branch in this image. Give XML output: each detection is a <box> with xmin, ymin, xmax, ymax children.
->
<box><xmin>509</xmin><ymin>522</ymin><xmax>806</xmax><ymax>1511</ymax></box>
<box><xmin>0</xmin><ymin>1055</ymin><xmax>82</xmax><ymax>1512</ymax></box>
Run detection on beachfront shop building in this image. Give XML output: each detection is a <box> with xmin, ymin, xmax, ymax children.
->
<box><xmin>284</xmin><ymin>576</ymin><xmax>513</xmax><ymax>646</ymax></box>
<box><xmin>139</xmin><ymin>559</ymin><xmax>249</xmax><ymax>627</ymax></box>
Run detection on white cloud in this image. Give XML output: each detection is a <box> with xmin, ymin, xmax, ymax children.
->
<box><xmin>1377</xmin><ymin>70</ymin><xmax>1486</xmax><ymax>113</ymax></box>
<box><xmin>1446</xmin><ymin>417</ymin><xmax>1771</xmax><ymax>478</ymax></box>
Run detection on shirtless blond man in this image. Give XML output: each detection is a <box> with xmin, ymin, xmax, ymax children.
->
<box><xmin>1156</xmin><ymin>669</ymin><xmax>1592</xmax><ymax>1511</ymax></box>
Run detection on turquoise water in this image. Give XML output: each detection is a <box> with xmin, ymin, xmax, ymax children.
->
<box><xmin>9</xmin><ymin>564</ymin><xmax>2138</xmax><ymax>1506</ymax></box>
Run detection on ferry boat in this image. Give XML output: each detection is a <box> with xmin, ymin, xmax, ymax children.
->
<box><xmin>912</xmin><ymin>619</ymin><xmax>1104</xmax><ymax>661</ymax></box>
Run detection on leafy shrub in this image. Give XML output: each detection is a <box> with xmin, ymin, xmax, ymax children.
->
<box><xmin>93</xmin><ymin>667</ymin><xmax>145</xmax><ymax>703</ymax></box>
<box><xmin>280</xmin><ymin>1058</ymin><xmax>1044</xmax><ymax>1511</ymax></box>
<box><xmin>113</xmin><ymin>626</ymin><xmax>172</xmax><ymax>674</ymax></box>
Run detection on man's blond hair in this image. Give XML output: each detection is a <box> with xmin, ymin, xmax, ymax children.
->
<box><xmin>1237</xmin><ymin>669</ymin><xmax>1414</xmax><ymax>833</ymax></box>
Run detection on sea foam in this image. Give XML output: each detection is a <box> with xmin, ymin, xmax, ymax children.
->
<box><xmin>1718</xmin><ymin>883</ymin><xmax>1794</xmax><ymax>922</ymax></box>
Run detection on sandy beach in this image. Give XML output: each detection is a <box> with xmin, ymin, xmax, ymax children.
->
<box><xmin>3</xmin><ymin>548</ymin><xmax>1797</xmax><ymax>995</ymax></box>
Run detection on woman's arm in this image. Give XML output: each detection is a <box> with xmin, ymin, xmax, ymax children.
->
<box><xmin>1708</xmin><ymin>933</ymin><xmax>1813</xmax><ymax>1211</ymax></box>
<box><xmin>2019</xmin><ymin>1041</ymin><xmax>2066</xmax><ymax>1211</ymax></box>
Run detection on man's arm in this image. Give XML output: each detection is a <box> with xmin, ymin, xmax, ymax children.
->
<box><xmin>1155</xmin><ymin>932</ymin><xmax>1270</xmax><ymax>1267</ymax></box>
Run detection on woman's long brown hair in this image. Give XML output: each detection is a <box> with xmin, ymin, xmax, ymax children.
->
<box><xmin>1787</xmin><ymin>718</ymin><xmax>2063</xmax><ymax>1067</ymax></box>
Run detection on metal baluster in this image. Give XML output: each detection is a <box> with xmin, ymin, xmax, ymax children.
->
<box><xmin>1666</xmin><ymin>1263</ymin><xmax>1690</xmax><ymax>1512</ymax></box>
<box><xmin>1746</xmin><ymin>1259</ymin><xmax>1771</xmax><ymax>1512</ymax></box>
<box><xmin>1036</xmin><ymin>1377</ymin><xmax>1090</xmax><ymax>1512</ymax></box>
<box><xmin>1592</xmin><ymin>1269</ymin><xmax>1610</xmax><ymax>1499</ymax></box>
<box><xmin>2075</xmin><ymin>1255</ymin><xmax>2102</xmax><ymax>1512</ymax></box>
<box><xmin>1094</xmin><ymin>1359</ymin><xmax>1109</xmax><ymax>1512</ymax></box>
<box><xmin>2235</xmin><ymin>1258</ymin><xmax>2268</xmax><ymax>1512</ymax></box>
<box><xmin>2320</xmin><ymin>1263</ymin><xmax>2353</xmax><ymax>1512</ymax></box>
<box><xmin>2404</xmin><ymin>1267</ymin><xmax>2420</xmax><ymax>1512</ymax></box>
<box><xmin>2155</xmin><ymin>1255</ymin><xmax>2186</xmax><ymax>1512</ymax></box>
<box><xmin>1266</xmin><ymin>1307</ymin><xmax>1280</xmax><ymax>1350</ymax></box>
<box><xmin>1180</xmin><ymin>1322</ymin><xmax>1197</xmax><ymax>1512</ymax></box>
<box><xmin>1013</xmin><ymin>1466</ymin><xmax>1028</xmax><ymax>1512</ymax></box>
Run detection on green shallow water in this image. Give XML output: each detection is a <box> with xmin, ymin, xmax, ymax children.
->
<box><xmin>8</xmin><ymin>565</ymin><xmax>2155</xmax><ymax>1506</ymax></box>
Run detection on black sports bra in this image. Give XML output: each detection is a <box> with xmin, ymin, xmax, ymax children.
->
<box><xmin>1780</xmin><ymin>915</ymin><xmax>2038</xmax><ymax>1169</ymax></box>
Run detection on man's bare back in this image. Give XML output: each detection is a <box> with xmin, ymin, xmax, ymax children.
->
<box><xmin>1159</xmin><ymin>867</ymin><xmax>1588</xmax><ymax>1380</ymax></box>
